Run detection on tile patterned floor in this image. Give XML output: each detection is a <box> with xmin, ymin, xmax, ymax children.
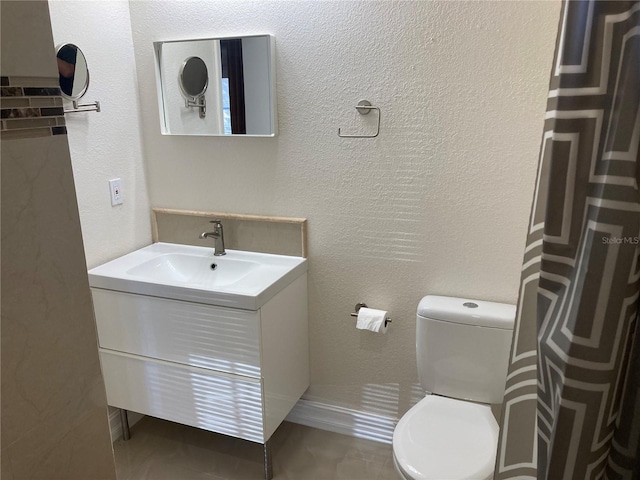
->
<box><xmin>113</xmin><ymin>417</ymin><xmax>398</xmax><ymax>480</ymax></box>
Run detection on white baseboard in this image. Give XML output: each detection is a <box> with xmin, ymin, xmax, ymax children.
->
<box><xmin>285</xmin><ymin>398</ymin><xmax>397</xmax><ymax>444</ymax></box>
<box><xmin>108</xmin><ymin>399</ymin><xmax>397</xmax><ymax>445</ymax></box>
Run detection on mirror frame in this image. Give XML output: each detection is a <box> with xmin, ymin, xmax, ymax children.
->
<box><xmin>55</xmin><ymin>43</ymin><xmax>90</xmax><ymax>102</ymax></box>
<box><xmin>153</xmin><ymin>34</ymin><xmax>277</xmax><ymax>137</ymax></box>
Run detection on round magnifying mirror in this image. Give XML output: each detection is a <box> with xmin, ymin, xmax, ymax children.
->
<box><xmin>179</xmin><ymin>56</ymin><xmax>208</xmax><ymax>99</ymax></box>
<box><xmin>56</xmin><ymin>43</ymin><xmax>90</xmax><ymax>101</ymax></box>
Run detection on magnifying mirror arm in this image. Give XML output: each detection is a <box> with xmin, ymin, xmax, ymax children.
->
<box><xmin>185</xmin><ymin>95</ymin><xmax>206</xmax><ymax>118</ymax></box>
<box><xmin>64</xmin><ymin>99</ymin><xmax>101</xmax><ymax>114</ymax></box>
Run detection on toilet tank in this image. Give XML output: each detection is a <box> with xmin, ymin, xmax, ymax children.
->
<box><xmin>417</xmin><ymin>296</ymin><xmax>515</xmax><ymax>404</ymax></box>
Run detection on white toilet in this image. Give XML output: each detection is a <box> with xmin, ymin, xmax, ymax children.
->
<box><xmin>393</xmin><ymin>295</ymin><xmax>515</xmax><ymax>480</ymax></box>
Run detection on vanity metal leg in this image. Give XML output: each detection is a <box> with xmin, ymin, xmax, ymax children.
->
<box><xmin>263</xmin><ymin>440</ymin><xmax>273</xmax><ymax>480</ymax></box>
<box><xmin>119</xmin><ymin>408</ymin><xmax>131</xmax><ymax>441</ymax></box>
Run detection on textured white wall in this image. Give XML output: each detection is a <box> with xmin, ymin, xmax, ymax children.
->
<box><xmin>49</xmin><ymin>0</ymin><xmax>151</xmax><ymax>269</ymax></box>
<box><xmin>130</xmin><ymin>0</ymin><xmax>560</xmax><ymax>416</ymax></box>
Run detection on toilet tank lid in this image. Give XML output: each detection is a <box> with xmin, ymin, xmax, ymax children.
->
<box><xmin>418</xmin><ymin>295</ymin><xmax>515</xmax><ymax>330</ymax></box>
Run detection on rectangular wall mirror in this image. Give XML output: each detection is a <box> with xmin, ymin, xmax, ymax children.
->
<box><xmin>153</xmin><ymin>35</ymin><xmax>277</xmax><ymax>137</ymax></box>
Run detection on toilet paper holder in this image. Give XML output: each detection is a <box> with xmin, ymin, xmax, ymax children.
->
<box><xmin>350</xmin><ymin>302</ymin><xmax>392</xmax><ymax>326</ymax></box>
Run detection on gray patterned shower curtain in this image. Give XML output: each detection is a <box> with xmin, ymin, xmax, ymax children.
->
<box><xmin>495</xmin><ymin>1</ymin><xmax>640</xmax><ymax>479</ymax></box>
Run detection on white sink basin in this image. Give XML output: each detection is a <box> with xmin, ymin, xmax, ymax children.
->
<box><xmin>126</xmin><ymin>253</ymin><xmax>260</xmax><ymax>287</ymax></box>
<box><xmin>88</xmin><ymin>242</ymin><xmax>308</xmax><ymax>310</ymax></box>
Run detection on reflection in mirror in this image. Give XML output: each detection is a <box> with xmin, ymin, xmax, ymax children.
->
<box><xmin>154</xmin><ymin>35</ymin><xmax>276</xmax><ymax>136</ymax></box>
<box><xmin>56</xmin><ymin>43</ymin><xmax>89</xmax><ymax>100</ymax></box>
<box><xmin>180</xmin><ymin>56</ymin><xmax>208</xmax><ymax>118</ymax></box>
<box><xmin>180</xmin><ymin>57</ymin><xmax>208</xmax><ymax>97</ymax></box>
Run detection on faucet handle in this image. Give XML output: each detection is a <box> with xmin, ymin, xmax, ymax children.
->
<box><xmin>209</xmin><ymin>219</ymin><xmax>223</xmax><ymax>225</ymax></box>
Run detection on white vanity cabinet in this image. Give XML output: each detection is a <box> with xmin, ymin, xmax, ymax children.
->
<box><xmin>92</xmin><ymin>272</ymin><xmax>309</xmax><ymax>446</ymax></box>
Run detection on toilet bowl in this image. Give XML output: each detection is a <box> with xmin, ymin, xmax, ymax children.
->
<box><xmin>392</xmin><ymin>296</ymin><xmax>515</xmax><ymax>480</ymax></box>
<box><xmin>393</xmin><ymin>396</ymin><xmax>497</xmax><ymax>480</ymax></box>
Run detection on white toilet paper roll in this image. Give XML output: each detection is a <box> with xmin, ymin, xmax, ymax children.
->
<box><xmin>356</xmin><ymin>307</ymin><xmax>388</xmax><ymax>334</ymax></box>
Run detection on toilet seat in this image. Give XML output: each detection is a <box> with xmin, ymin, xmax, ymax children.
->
<box><xmin>392</xmin><ymin>395</ymin><xmax>498</xmax><ymax>480</ymax></box>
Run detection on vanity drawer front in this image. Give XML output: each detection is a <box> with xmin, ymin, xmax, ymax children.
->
<box><xmin>92</xmin><ymin>289</ymin><xmax>261</xmax><ymax>377</ymax></box>
<box><xmin>100</xmin><ymin>350</ymin><xmax>264</xmax><ymax>443</ymax></box>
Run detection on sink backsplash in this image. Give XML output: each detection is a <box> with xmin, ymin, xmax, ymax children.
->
<box><xmin>152</xmin><ymin>208</ymin><xmax>307</xmax><ymax>257</ymax></box>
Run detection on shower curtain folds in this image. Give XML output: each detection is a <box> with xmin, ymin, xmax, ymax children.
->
<box><xmin>495</xmin><ymin>1</ymin><xmax>640</xmax><ymax>479</ymax></box>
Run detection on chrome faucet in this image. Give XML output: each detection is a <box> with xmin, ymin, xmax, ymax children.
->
<box><xmin>199</xmin><ymin>220</ymin><xmax>226</xmax><ymax>256</ymax></box>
